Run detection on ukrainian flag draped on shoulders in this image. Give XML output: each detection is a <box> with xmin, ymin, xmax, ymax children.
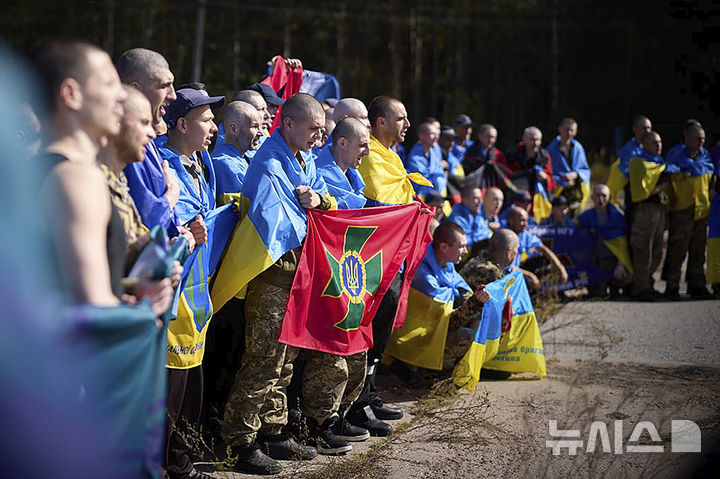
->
<box><xmin>666</xmin><ymin>144</ymin><xmax>714</xmax><ymax>220</ymax></box>
<box><xmin>315</xmin><ymin>146</ymin><xmax>367</xmax><ymax>210</ymax></box>
<box><xmin>210</xmin><ymin>129</ymin><xmax>333</xmax><ymax>310</ymax></box>
<box><xmin>358</xmin><ymin>134</ymin><xmax>432</xmax><ymax>206</ymax></box>
<box><xmin>577</xmin><ymin>204</ymin><xmax>633</xmax><ymax>271</ymax></box>
<box><xmin>608</xmin><ymin>137</ymin><xmax>642</xmax><ymax>203</ymax></box>
<box><xmin>384</xmin><ymin>243</ymin><xmax>470</xmax><ymax>370</ymax></box>
<box><xmin>452</xmin><ymin>270</ymin><xmax>546</xmax><ymax>391</ymax></box>
<box><xmin>211</xmin><ymin>141</ymin><xmax>248</xmax><ymax>197</ymax></box>
<box><xmin>706</xmin><ymin>153</ymin><xmax>720</xmax><ymax>285</ymax></box>
<box><xmin>628</xmin><ymin>149</ymin><xmax>678</xmax><ymax>202</ymax></box>
<box><xmin>159</xmin><ymin>142</ymin><xmax>237</xmax><ymax>368</ymax></box>
<box><xmin>546</xmin><ymin>136</ymin><xmax>591</xmax><ymax>205</ymax></box>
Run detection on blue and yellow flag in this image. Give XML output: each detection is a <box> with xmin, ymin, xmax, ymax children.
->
<box><xmin>385</xmin><ymin>244</ymin><xmax>471</xmax><ymax>370</ymax></box>
<box><xmin>69</xmin><ymin>301</ymin><xmax>167</xmax><ymax>478</ymax></box>
<box><xmin>358</xmin><ymin>135</ymin><xmax>432</xmax><ymax>206</ymax></box>
<box><xmin>210</xmin><ymin>130</ymin><xmax>334</xmax><ymax>311</ymax></box>
<box><xmin>167</xmin><ymin>203</ymin><xmax>237</xmax><ymax>368</ymax></box>
<box><xmin>533</xmin><ymin>175</ymin><xmax>553</xmax><ymax>223</ymax></box>
<box><xmin>577</xmin><ymin>204</ymin><xmax>633</xmax><ymax>272</ymax></box>
<box><xmin>666</xmin><ymin>144</ymin><xmax>713</xmax><ymax>220</ymax></box>
<box><xmin>452</xmin><ymin>270</ymin><xmax>546</xmax><ymax>391</ymax></box>
<box><xmin>547</xmin><ymin>136</ymin><xmax>591</xmax><ymax>206</ymax></box>
<box><xmin>608</xmin><ymin>137</ymin><xmax>642</xmax><ymax>204</ymax></box>
<box><xmin>628</xmin><ymin>150</ymin><xmax>678</xmax><ymax>202</ymax></box>
<box><xmin>316</xmin><ymin>146</ymin><xmax>367</xmax><ymax>210</ymax></box>
<box><xmin>707</xmin><ymin>158</ymin><xmax>720</xmax><ymax>284</ymax></box>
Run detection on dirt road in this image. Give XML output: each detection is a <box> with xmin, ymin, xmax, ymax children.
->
<box><xmin>210</xmin><ymin>297</ymin><xmax>720</xmax><ymax>479</ymax></box>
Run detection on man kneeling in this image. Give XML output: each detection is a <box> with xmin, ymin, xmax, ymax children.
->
<box><xmin>385</xmin><ymin>222</ymin><xmax>498</xmax><ymax>381</ymax></box>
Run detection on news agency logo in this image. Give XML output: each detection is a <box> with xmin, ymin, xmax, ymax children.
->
<box><xmin>546</xmin><ymin>419</ymin><xmax>701</xmax><ymax>455</ymax></box>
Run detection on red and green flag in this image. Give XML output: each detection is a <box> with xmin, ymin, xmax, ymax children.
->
<box><xmin>279</xmin><ymin>203</ymin><xmax>432</xmax><ymax>355</ymax></box>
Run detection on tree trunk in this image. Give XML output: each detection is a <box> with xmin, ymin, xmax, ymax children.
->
<box><xmin>191</xmin><ymin>0</ymin><xmax>207</xmax><ymax>82</ymax></box>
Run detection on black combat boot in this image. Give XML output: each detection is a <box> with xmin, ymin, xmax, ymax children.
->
<box><xmin>259</xmin><ymin>432</ymin><xmax>317</xmax><ymax>460</ymax></box>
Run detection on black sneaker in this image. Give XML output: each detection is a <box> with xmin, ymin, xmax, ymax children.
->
<box><xmin>259</xmin><ymin>433</ymin><xmax>317</xmax><ymax>461</ymax></box>
<box><xmin>346</xmin><ymin>404</ymin><xmax>394</xmax><ymax>437</ymax></box>
<box><xmin>633</xmin><ymin>289</ymin><xmax>657</xmax><ymax>302</ymax></box>
<box><xmin>664</xmin><ymin>287</ymin><xmax>681</xmax><ymax>301</ymax></box>
<box><xmin>310</xmin><ymin>418</ymin><xmax>353</xmax><ymax>455</ymax></box>
<box><xmin>231</xmin><ymin>443</ymin><xmax>282</xmax><ymax>475</ymax></box>
<box><xmin>689</xmin><ymin>286</ymin><xmax>712</xmax><ymax>300</ymax></box>
<box><xmin>368</xmin><ymin>395</ymin><xmax>403</xmax><ymax>420</ymax></box>
<box><xmin>332</xmin><ymin>416</ymin><xmax>370</xmax><ymax>442</ymax></box>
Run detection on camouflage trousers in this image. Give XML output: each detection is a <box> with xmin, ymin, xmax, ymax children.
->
<box><xmin>630</xmin><ymin>202</ymin><xmax>666</xmax><ymax>295</ymax></box>
<box><xmin>221</xmin><ymin>278</ymin><xmax>297</xmax><ymax>447</ymax></box>
<box><xmin>665</xmin><ymin>206</ymin><xmax>708</xmax><ymax>290</ymax></box>
<box><xmin>301</xmin><ymin>350</ymin><xmax>367</xmax><ymax>424</ymax></box>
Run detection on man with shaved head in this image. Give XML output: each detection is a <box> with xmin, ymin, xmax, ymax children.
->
<box><xmin>463</xmin><ymin>123</ymin><xmax>505</xmax><ymax>175</ymax></box>
<box><xmin>116</xmin><ymin>48</ymin><xmax>182</xmax><ymax>237</ymax></box>
<box><xmin>664</xmin><ymin>122</ymin><xmax>713</xmax><ymax>299</ymax></box>
<box><xmin>456</xmin><ymin>228</ymin><xmax>520</xmax><ymax>343</ymax></box>
<box><xmin>350</xmin><ymin>95</ymin><xmax>432</xmax><ymax>433</ymax></box>
<box><xmin>578</xmin><ymin>184</ymin><xmax>632</xmax><ymax>297</ymax></box>
<box><xmin>627</xmin><ymin>130</ymin><xmax>672</xmax><ymax>301</ymax></box>
<box><xmin>501</xmin><ymin>126</ymin><xmax>555</xmax><ymax>216</ymax></box>
<box><xmin>546</xmin><ymin>117</ymin><xmax>591</xmax><ymax>211</ymax></box>
<box><xmin>407</xmin><ymin>120</ymin><xmax>446</xmax><ymax>196</ymax></box>
<box><xmin>97</xmin><ymin>86</ymin><xmax>156</xmax><ymax>253</ymax></box>
<box><xmin>300</xmin><ymin>117</ymin><xmax>373</xmax><ymax>454</ymax></box>
<box><xmin>507</xmin><ymin>206</ymin><xmax>568</xmax><ymax>289</ymax></box>
<box><xmin>211</xmin><ymin>101</ymin><xmax>263</xmax><ymax>195</ymax></box>
<box><xmin>608</xmin><ymin>115</ymin><xmax>652</xmax><ymax>204</ymax></box>
<box><xmin>222</xmin><ymin>93</ymin><xmax>332</xmax><ymax>474</ymax></box>
<box><xmin>231</xmin><ymin>89</ymin><xmax>272</xmax><ymax>135</ymax></box>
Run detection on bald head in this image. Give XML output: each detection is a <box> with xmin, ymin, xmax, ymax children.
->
<box><xmin>507</xmin><ymin>206</ymin><xmax>528</xmax><ymax>233</ymax></box>
<box><xmin>489</xmin><ymin>228</ymin><xmax>519</xmax><ymax>268</ymax></box>
<box><xmin>642</xmin><ymin>130</ymin><xmax>662</xmax><ymax>156</ymax></box>
<box><xmin>232</xmin><ymin>90</ymin><xmax>266</xmax><ymax>110</ymax></box>
<box><xmin>333</xmin><ymin>98</ymin><xmax>370</xmax><ymax>129</ymax></box>
<box><xmin>122</xmin><ymin>84</ymin><xmax>151</xmax><ymax>116</ymax></box>
<box><xmin>484</xmin><ymin>187</ymin><xmax>504</xmax><ymax>216</ymax></box>
<box><xmin>332</xmin><ymin>117</ymin><xmax>370</xmax><ymax>171</ymax></box>
<box><xmin>116</xmin><ymin>48</ymin><xmax>169</xmax><ymax>84</ymax></box>
<box><xmin>281</xmin><ymin>93</ymin><xmax>324</xmax><ymax>123</ymax></box>
<box><xmin>280</xmin><ymin>93</ymin><xmax>325</xmax><ymax>153</ymax></box>
<box><xmin>224</xmin><ymin>101</ymin><xmax>262</xmax><ymax>152</ymax></box>
<box><xmin>490</xmin><ymin>228</ymin><xmax>519</xmax><ymax>254</ymax></box>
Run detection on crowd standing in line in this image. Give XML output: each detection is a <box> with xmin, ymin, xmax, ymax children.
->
<box><xmin>25</xmin><ymin>39</ymin><xmax>720</xmax><ymax>478</ymax></box>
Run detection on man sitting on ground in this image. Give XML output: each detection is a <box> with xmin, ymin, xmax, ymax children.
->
<box><xmin>386</xmin><ymin>222</ymin><xmax>492</xmax><ymax>381</ymax></box>
<box><xmin>540</xmin><ymin>196</ymin><xmax>575</xmax><ymax>228</ymax></box>
<box><xmin>577</xmin><ymin>184</ymin><xmax>633</xmax><ymax>298</ymax></box>
<box><xmin>506</xmin><ymin>207</ymin><xmax>569</xmax><ymax>290</ymax></box>
<box><xmin>446</xmin><ymin>185</ymin><xmax>492</xmax><ymax>255</ymax></box>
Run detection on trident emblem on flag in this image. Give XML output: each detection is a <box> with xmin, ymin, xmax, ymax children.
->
<box><xmin>322</xmin><ymin>226</ymin><xmax>383</xmax><ymax>331</ymax></box>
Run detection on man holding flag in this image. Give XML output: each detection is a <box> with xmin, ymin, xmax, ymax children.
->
<box><xmin>218</xmin><ymin>94</ymin><xmax>333</xmax><ymax>475</ymax></box>
<box><xmin>298</xmin><ymin>117</ymin><xmax>383</xmax><ymax>454</ymax></box>
<box><xmin>353</xmin><ymin>95</ymin><xmax>433</xmax><ymax>429</ymax></box>
<box><xmin>159</xmin><ymin>87</ymin><xmax>239</xmax><ymax>479</ymax></box>
<box><xmin>385</xmin><ymin>222</ymin><xmax>491</xmax><ymax>376</ymax></box>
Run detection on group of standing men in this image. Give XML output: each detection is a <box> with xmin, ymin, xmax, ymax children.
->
<box><xmin>27</xmin><ymin>34</ymin><xmax>719</xmax><ymax>479</ymax></box>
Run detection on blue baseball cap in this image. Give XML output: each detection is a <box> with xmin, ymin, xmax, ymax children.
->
<box><xmin>164</xmin><ymin>88</ymin><xmax>225</xmax><ymax>130</ymax></box>
<box><xmin>248</xmin><ymin>82</ymin><xmax>286</xmax><ymax>106</ymax></box>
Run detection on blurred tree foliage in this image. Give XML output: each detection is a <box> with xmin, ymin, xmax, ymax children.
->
<box><xmin>2</xmin><ymin>0</ymin><xmax>719</xmax><ymax>160</ymax></box>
